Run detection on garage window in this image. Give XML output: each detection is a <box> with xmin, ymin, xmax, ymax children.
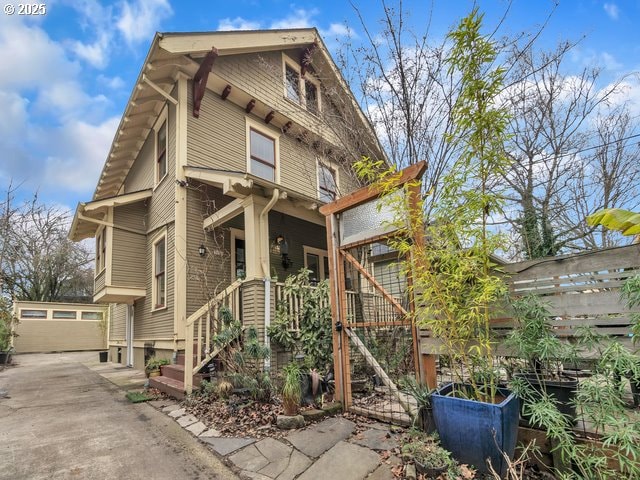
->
<box><xmin>21</xmin><ymin>309</ymin><xmax>47</xmax><ymax>319</ymax></box>
<box><xmin>53</xmin><ymin>311</ymin><xmax>77</xmax><ymax>319</ymax></box>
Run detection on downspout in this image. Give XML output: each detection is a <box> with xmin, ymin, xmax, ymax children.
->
<box><xmin>259</xmin><ymin>188</ymin><xmax>281</xmax><ymax>371</ymax></box>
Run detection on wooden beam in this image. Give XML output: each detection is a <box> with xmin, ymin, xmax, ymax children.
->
<box><xmin>341</xmin><ymin>249</ymin><xmax>408</xmax><ymax>317</ymax></box>
<box><xmin>203</xmin><ymin>198</ymin><xmax>244</xmax><ymax>230</ymax></box>
<box><xmin>319</xmin><ymin>160</ymin><xmax>427</xmax><ymax>216</ymax></box>
<box><xmin>192</xmin><ymin>47</ymin><xmax>219</xmax><ymax>118</ymax></box>
<box><xmin>265</xmin><ymin>111</ymin><xmax>275</xmax><ymax>124</ymax></box>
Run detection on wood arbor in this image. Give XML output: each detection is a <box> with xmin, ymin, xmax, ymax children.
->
<box><xmin>319</xmin><ymin>161</ymin><xmax>434</xmax><ymax>423</ymax></box>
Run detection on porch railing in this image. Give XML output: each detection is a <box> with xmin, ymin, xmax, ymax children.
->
<box><xmin>184</xmin><ymin>279</ymin><xmax>242</xmax><ymax>394</ymax></box>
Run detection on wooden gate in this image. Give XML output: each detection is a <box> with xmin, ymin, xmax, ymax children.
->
<box><xmin>319</xmin><ymin>162</ymin><xmax>427</xmax><ymax>424</ymax></box>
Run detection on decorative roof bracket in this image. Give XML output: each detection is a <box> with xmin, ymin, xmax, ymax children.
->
<box><xmin>192</xmin><ymin>47</ymin><xmax>219</xmax><ymax>118</ymax></box>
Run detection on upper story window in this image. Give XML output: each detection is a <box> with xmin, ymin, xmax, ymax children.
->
<box><xmin>318</xmin><ymin>162</ymin><xmax>337</xmax><ymax>202</ymax></box>
<box><xmin>154</xmin><ymin>108</ymin><xmax>168</xmax><ymax>186</ymax></box>
<box><xmin>285</xmin><ymin>64</ymin><xmax>301</xmax><ymax>103</ymax></box>
<box><xmin>248</xmin><ymin>125</ymin><xmax>278</xmax><ymax>182</ymax></box>
<box><xmin>153</xmin><ymin>235</ymin><xmax>167</xmax><ymax>310</ymax></box>
<box><xmin>96</xmin><ymin>228</ymin><xmax>106</xmax><ymax>273</ymax></box>
<box><xmin>283</xmin><ymin>54</ymin><xmax>321</xmax><ymax>114</ymax></box>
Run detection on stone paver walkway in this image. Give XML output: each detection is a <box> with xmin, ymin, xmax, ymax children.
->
<box><xmin>151</xmin><ymin>398</ymin><xmax>401</xmax><ymax>480</ymax></box>
<box><xmin>89</xmin><ymin>362</ymin><xmax>403</xmax><ymax>480</ymax></box>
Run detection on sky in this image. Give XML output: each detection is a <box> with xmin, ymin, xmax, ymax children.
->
<box><xmin>0</xmin><ymin>0</ymin><xmax>639</xmax><ymax>212</ymax></box>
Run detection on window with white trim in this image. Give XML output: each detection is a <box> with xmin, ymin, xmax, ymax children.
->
<box><xmin>285</xmin><ymin>64</ymin><xmax>301</xmax><ymax>103</ymax></box>
<box><xmin>96</xmin><ymin>228</ymin><xmax>106</xmax><ymax>273</ymax></box>
<box><xmin>303</xmin><ymin>246</ymin><xmax>330</xmax><ymax>283</ymax></box>
<box><xmin>154</xmin><ymin>109</ymin><xmax>168</xmax><ymax>185</ymax></box>
<box><xmin>318</xmin><ymin>163</ymin><xmax>337</xmax><ymax>202</ymax></box>
<box><xmin>282</xmin><ymin>55</ymin><xmax>321</xmax><ymax>113</ymax></box>
<box><xmin>249</xmin><ymin>127</ymin><xmax>277</xmax><ymax>182</ymax></box>
<box><xmin>153</xmin><ymin>235</ymin><xmax>167</xmax><ymax>309</ymax></box>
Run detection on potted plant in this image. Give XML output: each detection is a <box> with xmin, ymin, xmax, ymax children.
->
<box><xmin>0</xmin><ymin>298</ymin><xmax>17</xmax><ymax>365</ymax></box>
<box><xmin>400</xmin><ymin>430</ymin><xmax>458</xmax><ymax>478</ymax></box>
<box><xmin>355</xmin><ymin>8</ymin><xmax>519</xmax><ymax>477</ymax></box>
<box><xmin>505</xmin><ymin>294</ymin><xmax>579</xmax><ymax>423</ymax></box>
<box><xmin>281</xmin><ymin>361</ymin><xmax>302</xmax><ymax>415</ymax></box>
<box><xmin>145</xmin><ymin>357</ymin><xmax>169</xmax><ymax>378</ymax></box>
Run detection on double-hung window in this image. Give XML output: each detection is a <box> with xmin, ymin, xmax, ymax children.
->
<box><xmin>318</xmin><ymin>163</ymin><xmax>337</xmax><ymax>202</ymax></box>
<box><xmin>96</xmin><ymin>228</ymin><xmax>106</xmax><ymax>272</ymax></box>
<box><xmin>249</xmin><ymin>128</ymin><xmax>276</xmax><ymax>182</ymax></box>
<box><xmin>153</xmin><ymin>236</ymin><xmax>166</xmax><ymax>309</ymax></box>
<box><xmin>285</xmin><ymin>64</ymin><xmax>301</xmax><ymax>103</ymax></box>
<box><xmin>283</xmin><ymin>55</ymin><xmax>321</xmax><ymax>114</ymax></box>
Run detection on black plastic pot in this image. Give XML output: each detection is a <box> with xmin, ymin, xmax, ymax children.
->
<box><xmin>414</xmin><ymin>458</ymin><xmax>447</xmax><ymax>478</ymax></box>
<box><xmin>631</xmin><ymin>378</ymin><xmax>640</xmax><ymax>408</ymax></box>
<box><xmin>514</xmin><ymin>372</ymin><xmax>578</xmax><ymax>423</ymax></box>
<box><xmin>0</xmin><ymin>352</ymin><xmax>12</xmax><ymax>365</ymax></box>
<box><xmin>418</xmin><ymin>406</ymin><xmax>437</xmax><ymax>434</ymax></box>
<box><xmin>99</xmin><ymin>351</ymin><xmax>108</xmax><ymax>363</ymax></box>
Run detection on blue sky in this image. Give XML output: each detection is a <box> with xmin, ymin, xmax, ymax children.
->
<box><xmin>1</xmin><ymin>0</ymin><xmax>638</xmax><ymax>211</ymax></box>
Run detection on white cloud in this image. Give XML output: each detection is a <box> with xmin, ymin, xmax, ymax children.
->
<box><xmin>218</xmin><ymin>17</ymin><xmax>261</xmax><ymax>31</ymax></box>
<box><xmin>603</xmin><ymin>3</ymin><xmax>619</xmax><ymax>20</ymax></box>
<box><xmin>570</xmin><ymin>48</ymin><xmax>622</xmax><ymax>73</ymax></box>
<box><xmin>0</xmin><ymin>90</ymin><xmax>28</xmax><ymax>138</ymax></box>
<box><xmin>42</xmin><ymin>117</ymin><xmax>120</xmax><ymax>193</ymax></box>
<box><xmin>71</xmin><ymin>32</ymin><xmax>111</xmax><ymax>69</ymax></box>
<box><xmin>321</xmin><ymin>23</ymin><xmax>358</xmax><ymax>39</ymax></box>
<box><xmin>0</xmin><ymin>16</ymin><xmax>80</xmax><ymax>89</ymax></box>
<box><xmin>97</xmin><ymin>74</ymin><xmax>126</xmax><ymax>90</ymax></box>
<box><xmin>270</xmin><ymin>8</ymin><xmax>318</xmax><ymax>29</ymax></box>
<box><xmin>117</xmin><ymin>0</ymin><xmax>173</xmax><ymax>45</ymax></box>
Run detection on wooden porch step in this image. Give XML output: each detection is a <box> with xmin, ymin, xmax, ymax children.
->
<box><xmin>176</xmin><ymin>353</ymin><xmax>201</xmax><ymax>366</ymax></box>
<box><xmin>160</xmin><ymin>364</ymin><xmax>207</xmax><ymax>387</ymax></box>
<box><xmin>149</xmin><ymin>376</ymin><xmax>185</xmax><ymax>400</ymax></box>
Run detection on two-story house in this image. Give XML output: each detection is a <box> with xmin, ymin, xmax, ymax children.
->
<box><xmin>68</xmin><ymin>28</ymin><xmax>383</xmax><ymax>396</ymax></box>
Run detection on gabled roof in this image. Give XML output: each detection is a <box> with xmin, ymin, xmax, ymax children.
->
<box><xmin>91</xmin><ymin>28</ymin><xmax>382</xmax><ymax>203</ymax></box>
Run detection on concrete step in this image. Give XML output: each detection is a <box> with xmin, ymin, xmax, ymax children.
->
<box><xmin>160</xmin><ymin>364</ymin><xmax>207</xmax><ymax>387</ymax></box>
<box><xmin>149</xmin><ymin>375</ymin><xmax>185</xmax><ymax>400</ymax></box>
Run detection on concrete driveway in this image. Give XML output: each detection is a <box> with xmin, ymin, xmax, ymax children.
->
<box><xmin>0</xmin><ymin>352</ymin><xmax>238</xmax><ymax>480</ymax></box>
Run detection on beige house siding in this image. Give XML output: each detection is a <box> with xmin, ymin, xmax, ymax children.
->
<box><xmin>187</xmin><ymin>65</ymin><xmax>355</xmax><ymax>202</ymax></box>
<box><xmin>240</xmin><ymin>280</ymin><xmax>266</xmax><ymax>339</ymax></box>
<box><xmin>124</xmin><ymin>130</ymin><xmax>154</xmax><ymax>192</ymax></box>
<box><xmin>134</xmin><ymin>223</ymin><xmax>175</xmax><ymax>339</ymax></box>
<box><xmin>185</xmin><ymin>183</ymin><xmax>233</xmax><ymax>317</ymax></box>
<box><xmin>214</xmin><ymin>51</ymin><xmax>333</xmax><ymax>140</ymax></box>
<box><xmin>187</xmin><ymin>85</ymin><xmax>246</xmax><ymax>171</ymax></box>
<box><xmin>95</xmin><ymin>269</ymin><xmax>106</xmax><ymax>292</ymax></box>
<box><xmin>13</xmin><ymin>302</ymin><xmax>107</xmax><ymax>353</ymax></box>
<box><xmin>110</xmin><ymin>303</ymin><xmax>127</xmax><ymax>341</ymax></box>
<box><xmin>148</xmin><ymin>105</ymin><xmax>177</xmax><ymax>232</ymax></box>
<box><xmin>111</xmin><ymin>203</ymin><xmax>147</xmax><ymax>287</ymax></box>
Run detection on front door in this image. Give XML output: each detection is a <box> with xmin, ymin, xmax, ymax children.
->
<box><xmin>231</xmin><ymin>229</ymin><xmax>246</xmax><ymax>280</ymax></box>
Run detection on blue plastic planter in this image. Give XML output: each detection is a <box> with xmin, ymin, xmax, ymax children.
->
<box><xmin>431</xmin><ymin>383</ymin><xmax>519</xmax><ymax>477</ymax></box>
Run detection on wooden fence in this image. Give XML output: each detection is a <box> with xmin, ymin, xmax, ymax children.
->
<box><xmin>420</xmin><ymin>243</ymin><xmax>640</xmax><ymax>356</ymax></box>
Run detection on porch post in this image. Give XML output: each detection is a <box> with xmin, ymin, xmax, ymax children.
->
<box><xmin>242</xmin><ymin>195</ymin><xmax>268</xmax><ymax>281</ymax></box>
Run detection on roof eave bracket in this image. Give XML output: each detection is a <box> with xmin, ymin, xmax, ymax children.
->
<box><xmin>192</xmin><ymin>47</ymin><xmax>219</xmax><ymax>118</ymax></box>
<box><xmin>142</xmin><ymin>74</ymin><xmax>178</xmax><ymax>105</ymax></box>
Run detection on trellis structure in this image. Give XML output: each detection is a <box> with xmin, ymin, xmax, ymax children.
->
<box><xmin>319</xmin><ymin>162</ymin><xmax>431</xmax><ymax>424</ymax></box>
